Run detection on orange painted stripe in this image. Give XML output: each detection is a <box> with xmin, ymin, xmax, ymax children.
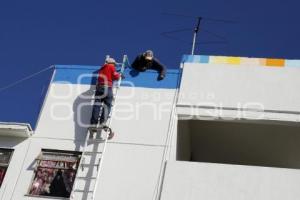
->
<box><xmin>266</xmin><ymin>59</ymin><xmax>285</xmax><ymax>67</ymax></box>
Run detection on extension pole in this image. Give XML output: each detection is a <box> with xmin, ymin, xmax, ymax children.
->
<box><xmin>191</xmin><ymin>17</ymin><xmax>202</xmax><ymax>55</ymax></box>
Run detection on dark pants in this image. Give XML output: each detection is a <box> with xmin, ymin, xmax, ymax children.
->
<box><xmin>90</xmin><ymin>85</ymin><xmax>113</xmax><ymax>125</ymax></box>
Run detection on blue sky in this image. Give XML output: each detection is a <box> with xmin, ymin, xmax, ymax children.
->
<box><xmin>0</xmin><ymin>0</ymin><xmax>299</xmax><ymax>127</ymax></box>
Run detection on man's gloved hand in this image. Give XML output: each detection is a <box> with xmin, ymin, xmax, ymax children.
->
<box><xmin>157</xmin><ymin>74</ymin><xmax>165</xmax><ymax>81</ymax></box>
<box><xmin>121</xmin><ymin>74</ymin><xmax>125</xmax><ymax>79</ymax></box>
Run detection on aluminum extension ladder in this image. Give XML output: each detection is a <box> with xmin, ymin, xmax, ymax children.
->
<box><xmin>70</xmin><ymin>55</ymin><xmax>128</xmax><ymax>200</ymax></box>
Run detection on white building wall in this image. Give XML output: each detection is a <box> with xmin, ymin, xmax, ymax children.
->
<box><xmin>34</xmin><ymin>83</ymin><xmax>92</xmax><ymax>141</ymax></box>
<box><xmin>178</xmin><ymin>63</ymin><xmax>300</xmax><ymax>121</ymax></box>
<box><xmin>161</xmin><ymin>161</ymin><xmax>300</xmax><ymax>200</ymax></box>
<box><xmin>96</xmin><ymin>86</ymin><xmax>176</xmax><ymax>200</ymax></box>
<box><xmin>0</xmin><ymin>136</ymin><xmax>30</xmax><ymax>200</ymax></box>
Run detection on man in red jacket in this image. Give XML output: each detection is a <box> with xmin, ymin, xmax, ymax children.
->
<box><xmin>90</xmin><ymin>58</ymin><xmax>121</xmax><ymax>133</ymax></box>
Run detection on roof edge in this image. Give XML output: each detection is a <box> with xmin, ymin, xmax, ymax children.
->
<box><xmin>181</xmin><ymin>54</ymin><xmax>300</xmax><ymax>67</ymax></box>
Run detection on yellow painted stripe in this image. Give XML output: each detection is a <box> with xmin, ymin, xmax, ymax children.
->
<box><xmin>210</xmin><ymin>56</ymin><xmax>227</xmax><ymax>64</ymax></box>
<box><xmin>227</xmin><ymin>57</ymin><xmax>241</xmax><ymax>64</ymax></box>
<box><xmin>207</xmin><ymin>56</ymin><xmax>287</xmax><ymax>67</ymax></box>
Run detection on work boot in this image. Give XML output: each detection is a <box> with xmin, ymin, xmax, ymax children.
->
<box><xmin>108</xmin><ymin>131</ymin><xmax>114</xmax><ymax>140</ymax></box>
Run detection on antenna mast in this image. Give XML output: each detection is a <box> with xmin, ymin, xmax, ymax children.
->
<box><xmin>191</xmin><ymin>17</ymin><xmax>202</xmax><ymax>55</ymax></box>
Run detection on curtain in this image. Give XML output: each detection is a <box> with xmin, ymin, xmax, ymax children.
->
<box><xmin>0</xmin><ymin>167</ymin><xmax>7</xmax><ymax>187</ymax></box>
<box><xmin>29</xmin><ymin>160</ymin><xmax>77</xmax><ymax>197</ymax></box>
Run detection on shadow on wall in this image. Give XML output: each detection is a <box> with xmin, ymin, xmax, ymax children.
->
<box><xmin>73</xmin><ymin>70</ymin><xmax>99</xmax><ymax>151</ymax></box>
<box><xmin>71</xmin><ymin>66</ymin><xmax>141</xmax><ymax>150</ymax></box>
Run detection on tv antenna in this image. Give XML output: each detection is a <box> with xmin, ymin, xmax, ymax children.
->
<box><xmin>161</xmin><ymin>12</ymin><xmax>237</xmax><ymax>55</ymax></box>
<box><xmin>191</xmin><ymin>17</ymin><xmax>202</xmax><ymax>55</ymax></box>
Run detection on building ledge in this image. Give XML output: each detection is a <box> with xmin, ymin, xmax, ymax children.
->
<box><xmin>0</xmin><ymin>122</ymin><xmax>33</xmax><ymax>137</ymax></box>
<box><xmin>176</xmin><ymin>104</ymin><xmax>300</xmax><ymax>124</ymax></box>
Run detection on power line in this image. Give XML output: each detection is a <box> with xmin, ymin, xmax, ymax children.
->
<box><xmin>0</xmin><ymin>66</ymin><xmax>54</xmax><ymax>93</ymax></box>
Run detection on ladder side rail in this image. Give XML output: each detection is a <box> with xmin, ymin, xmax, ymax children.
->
<box><xmin>91</xmin><ymin>55</ymin><xmax>128</xmax><ymax>200</ymax></box>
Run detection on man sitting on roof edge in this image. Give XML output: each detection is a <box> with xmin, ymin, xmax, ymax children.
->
<box><xmin>131</xmin><ymin>50</ymin><xmax>167</xmax><ymax>81</ymax></box>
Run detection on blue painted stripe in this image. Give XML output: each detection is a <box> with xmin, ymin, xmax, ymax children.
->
<box><xmin>192</xmin><ymin>55</ymin><xmax>201</xmax><ymax>63</ymax></box>
<box><xmin>182</xmin><ymin>55</ymin><xmax>209</xmax><ymax>63</ymax></box>
<box><xmin>200</xmin><ymin>55</ymin><xmax>209</xmax><ymax>63</ymax></box>
<box><xmin>285</xmin><ymin>60</ymin><xmax>300</xmax><ymax>67</ymax></box>
<box><xmin>181</xmin><ymin>55</ymin><xmax>195</xmax><ymax>63</ymax></box>
<box><xmin>53</xmin><ymin>65</ymin><xmax>181</xmax><ymax>89</ymax></box>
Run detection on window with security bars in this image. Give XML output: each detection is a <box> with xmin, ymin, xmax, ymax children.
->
<box><xmin>28</xmin><ymin>149</ymin><xmax>81</xmax><ymax>198</ymax></box>
<box><xmin>0</xmin><ymin>148</ymin><xmax>13</xmax><ymax>188</ymax></box>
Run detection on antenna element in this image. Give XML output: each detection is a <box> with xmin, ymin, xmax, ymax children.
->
<box><xmin>191</xmin><ymin>17</ymin><xmax>202</xmax><ymax>55</ymax></box>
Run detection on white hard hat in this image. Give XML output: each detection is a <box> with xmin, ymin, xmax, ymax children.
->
<box><xmin>105</xmin><ymin>57</ymin><xmax>116</xmax><ymax>64</ymax></box>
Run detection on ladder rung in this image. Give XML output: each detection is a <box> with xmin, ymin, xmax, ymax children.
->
<box><xmin>88</xmin><ymin>127</ymin><xmax>103</xmax><ymax>132</ymax></box>
<box><xmin>87</xmin><ymin>139</ymin><xmax>105</xmax><ymax>143</ymax></box>
<box><xmin>81</xmin><ymin>163</ymin><xmax>99</xmax><ymax>167</ymax></box>
<box><xmin>84</xmin><ymin>151</ymin><xmax>102</xmax><ymax>155</ymax></box>
<box><xmin>77</xmin><ymin>177</ymin><xmax>97</xmax><ymax>180</ymax></box>
<box><xmin>88</xmin><ymin>125</ymin><xmax>110</xmax><ymax>131</ymax></box>
<box><xmin>74</xmin><ymin>189</ymin><xmax>93</xmax><ymax>193</ymax></box>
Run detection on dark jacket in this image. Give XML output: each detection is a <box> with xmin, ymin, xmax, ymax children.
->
<box><xmin>131</xmin><ymin>54</ymin><xmax>166</xmax><ymax>76</ymax></box>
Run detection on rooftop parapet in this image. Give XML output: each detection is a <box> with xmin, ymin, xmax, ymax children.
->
<box><xmin>182</xmin><ymin>55</ymin><xmax>300</xmax><ymax>67</ymax></box>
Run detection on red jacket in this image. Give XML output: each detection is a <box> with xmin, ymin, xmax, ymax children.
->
<box><xmin>98</xmin><ymin>64</ymin><xmax>121</xmax><ymax>87</ymax></box>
